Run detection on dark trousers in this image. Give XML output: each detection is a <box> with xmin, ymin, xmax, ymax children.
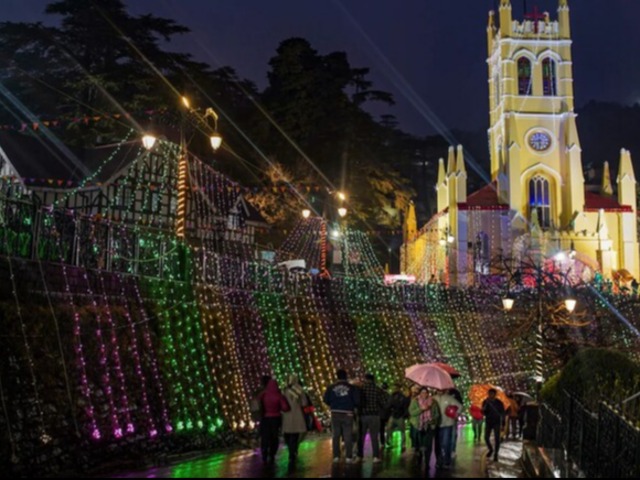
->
<box><xmin>260</xmin><ymin>417</ymin><xmax>281</xmax><ymax>461</ymax></box>
<box><xmin>485</xmin><ymin>422</ymin><xmax>501</xmax><ymax>457</ymax></box>
<box><xmin>359</xmin><ymin>415</ymin><xmax>381</xmax><ymax>458</ymax></box>
<box><xmin>284</xmin><ymin>433</ymin><xmax>300</xmax><ymax>461</ymax></box>
<box><xmin>438</xmin><ymin>426</ymin><xmax>454</xmax><ymax>467</ymax></box>
<box><xmin>416</xmin><ymin>428</ymin><xmax>436</xmax><ymax>467</ymax></box>
<box><xmin>332</xmin><ymin>413</ymin><xmax>354</xmax><ymax>459</ymax></box>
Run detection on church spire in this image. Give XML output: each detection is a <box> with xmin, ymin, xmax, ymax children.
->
<box><xmin>601</xmin><ymin>162</ymin><xmax>614</xmax><ymax>196</ymax></box>
<box><xmin>558</xmin><ymin>0</ymin><xmax>571</xmax><ymax>38</ymax></box>
<box><xmin>403</xmin><ymin>202</ymin><xmax>418</xmax><ymax>243</ymax></box>
<box><xmin>447</xmin><ymin>146</ymin><xmax>456</xmax><ymax>176</ymax></box>
<box><xmin>618</xmin><ymin>149</ymin><xmax>637</xmax><ymax>210</ymax></box>
<box><xmin>487</xmin><ymin>10</ymin><xmax>496</xmax><ymax>55</ymax></box>
<box><xmin>499</xmin><ymin>0</ymin><xmax>513</xmax><ymax>38</ymax></box>
<box><xmin>456</xmin><ymin>145</ymin><xmax>466</xmax><ymax>175</ymax></box>
<box><xmin>438</xmin><ymin>157</ymin><xmax>446</xmax><ymax>185</ymax></box>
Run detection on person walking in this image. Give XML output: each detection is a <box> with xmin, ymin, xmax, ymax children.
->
<box><xmin>449</xmin><ymin>388</ymin><xmax>463</xmax><ymax>459</ymax></box>
<box><xmin>411</xmin><ymin>388</ymin><xmax>440</xmax><ymax>470</ymax></box>
<box><xmin>433</xmin><ymin>389</ymin><xmax>462</xmax><ymax>469</ymax></box>
<box><xmin>282</xmin><ymin>375</ymin><xmax>309</xmax><ymax>467</ymax></box>
<box><xmin>470</xmin><ymin>404</ymin><xmax>484</xmax><ymax>442</ymax></box>
<box><xmin>506</xmin><ymin>393</ymin><xmax>520</xmax><ymax>440</ymax></box>
<box><xmin>357</xmin><ymin>374</ymin><xmax>387</xmax><ymax>464</ymax></box>
<box><xmin>379</xmin><ymin>383</ymin><xmax>391</xmax><ymax>449</ymax></box>
<box><xmin>483</xmin><ymin>388</ymin><xmax>506</xmax><ymax>462</ymax></box>
<box><xmin>324</xmin><ymin>370</ymin><xmax>360</xmax><ymax>464</ymax></box>
<box><xmin>386</xmin><ymin>383</ymin><xmax>410</xmax><ymax>452</ymax></box>
<box><xmin>258</xmin><ymin>379</ymin><xmax>290</xmax><ymax>465</ymax></box>
<box><xmin>408</xmin><ymin>385</ymin><xmax>421</xmax><ymax>453</ymax></box>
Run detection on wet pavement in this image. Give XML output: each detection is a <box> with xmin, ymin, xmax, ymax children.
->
<box><xmin>111</xmin><ymin>425</ymin><xmax>525</xmax><ymax>478</ymax></box>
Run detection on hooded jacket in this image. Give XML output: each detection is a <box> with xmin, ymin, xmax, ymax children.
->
<box><xmin>259</xmin><ymin>379</ymin><xmax>290</xmax><ymax>418</ymax></box>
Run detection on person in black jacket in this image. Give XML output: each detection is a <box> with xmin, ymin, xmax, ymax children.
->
<box><xmin>386</xmin><ymin>383</ymin><xmax>410</xmax><ymax>452</ymax></box>
<box><xmin>482</xmin><ymin>389</ymin><xmax>506</xmax><ymax>462</ymax></box>
<box><xmin>324</xmin><ymin>369</ymin><xmax>360</xmax><ymax>464</ymax></box>
<box><xmin>356</xmin><ymin>374</ymin><xmax>387</xmax><ymax>463</ymax></box>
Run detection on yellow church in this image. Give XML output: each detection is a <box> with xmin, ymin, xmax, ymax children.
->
<box><xmin>402</xmin><ymin>0</ymin><xmax>639</xmax><ymax>286</ymax></box>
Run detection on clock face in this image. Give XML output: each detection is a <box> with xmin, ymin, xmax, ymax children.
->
<box><xmin>529</xmin><ymin>132</ymin><xmax>552</xmax><ymax>152</ymax></box>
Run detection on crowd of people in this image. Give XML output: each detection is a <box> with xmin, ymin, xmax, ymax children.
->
<box><xmin>250</xmin><ymin>370</ymin><xmax>528</xmax><ymax>473</ymax></box>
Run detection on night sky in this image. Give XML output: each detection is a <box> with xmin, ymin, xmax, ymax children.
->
<box><xmin>3</xmin><ymin>0</ymin><xmax>640</xmax><ymax>136</ymax></box>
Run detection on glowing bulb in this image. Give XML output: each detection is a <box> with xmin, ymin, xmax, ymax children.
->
<box><xmin>302</xmin><ymin>209</ymin><xmax>311</xmax><ymax>219</ymax></box>
<box><xmin>338</xmin><ymin>207</ymin><xmax>347</xmax><ymax>218</ymax></box>
<box><xmin>555</xmin><ymin>252</ymin><xmax>567</xmax><ymax>262</ymax></box>
<box><xmin>502</xmin><ymin>298</ymin><xmax>515</xmax><ymax>312</ymax></box>
<box><xmin>338</xmin><ymin>192</ymin><xmax>347</xmax><ymax>201</ymax></box>
<box><xmin>447</xmin><ymin>235</ymin><xmax>455</xmax><ymax>244</ymax></box>
<box><xmin>210</xmin><ymin>133</ymin><xmax>223</xmax><ymax>151</ymax></box>
<box><xmin>565</xmin><ymin>299</ymin><xmax>577</xmax><ymax>313</ymax></box>
<box><xmin>182</xmin><ymin>96</ymin><xmax>191</xmax><ymax>109</ymax></box>
<box><xmin>331</xmin><ymin>229</ymin><xmax>341</xmax><ymax>239</ymax></box>
<box><xmin>142</xmin><ymin>135</ymin><xmax>157</xmax><ymax>151</ymax></box>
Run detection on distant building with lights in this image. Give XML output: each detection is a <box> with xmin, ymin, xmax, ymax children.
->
<box><xmin>401</xmin><ymin>0</ymin><xmax>639</xmax><ymax>286</ymax></box>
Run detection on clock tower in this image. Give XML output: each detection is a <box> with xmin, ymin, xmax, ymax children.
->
<box><xmin>402</xmin><ymin>0</ymin><xmax>639</xmax><ymax>285</ymax></box>
<box><xmin>488</xmin><ymin>0</ymin><xmax>585</xmax><ymax>232</ymax></box>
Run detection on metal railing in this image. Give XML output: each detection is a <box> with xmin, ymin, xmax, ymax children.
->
<box><xmin>538</xmin><ymin>392</ymin><xmax>640</xmax><ymax>478</ymax></box>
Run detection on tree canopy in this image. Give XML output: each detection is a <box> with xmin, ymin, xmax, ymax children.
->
<box><xmin>0</xmin><ymin>1</ymin><xmax>422</xmax><ymax>247</ymax></box>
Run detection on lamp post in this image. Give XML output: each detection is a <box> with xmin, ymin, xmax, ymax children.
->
<box><xmin>501</xmin><ymin>257</ymin><xmax>579</xmax><ymax>399</ymax></box>
<box><xmin>142</xmin><ymin>96</ymin><xmax>223</xmax><ymax>239</ymax></box>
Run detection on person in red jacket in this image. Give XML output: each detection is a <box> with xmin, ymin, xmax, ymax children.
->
<box><xmin>258</xmin><ymin>379</ymin><xmax>290</xmax><ymax>465</ymax></box>
<box><xmin>470</xmin><ymin>404</ymin><xmax>484</xmax><ymax>442</ymax></box>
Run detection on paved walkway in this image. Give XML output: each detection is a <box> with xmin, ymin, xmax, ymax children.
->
<box><xmin>111</xmin><ymin>425</ymin><xmax>524</xmax><ymax>478</ymax></box>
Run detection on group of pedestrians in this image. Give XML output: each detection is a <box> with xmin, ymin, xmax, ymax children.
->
<box><xmin>324</xmin><ymin>370</ymin><xmax>464</xmax><ymax>471</ymax></box>
<box><xmin>251</xmin><ymin>370</ymin><xmax>524</xmax><ymax>472</ymax></box>
<box><xmin>251</xmin><ymin>374</ymin><xmax>312</xmax><ymax>467</ymax></box>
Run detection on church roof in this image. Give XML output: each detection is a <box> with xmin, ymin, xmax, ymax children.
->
<box><xmin>584</xmin><ymin>191</ymin><xmax>633</xmax><ymax>213</ymax></box>
<box><xmin>458</xmin><ymin>183</ymin><xmax>509</xmax><ymax>211</ymax></box>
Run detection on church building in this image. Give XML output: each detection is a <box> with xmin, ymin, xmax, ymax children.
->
<box><xmin>402</xmin><ymin>0</ymin><xmax>639</xmax><ymax>286</ymax></box>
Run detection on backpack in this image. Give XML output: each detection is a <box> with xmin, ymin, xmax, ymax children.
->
<box><xmin>390</xmin><ymin>392</ymin><xmax>408</xmax><ymax>418</ymax></box>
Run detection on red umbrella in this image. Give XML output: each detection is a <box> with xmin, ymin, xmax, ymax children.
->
<box><xmin>428</xmin><ymin>362</ymin><xmax>461</xmax><ymax>379</ymax></box>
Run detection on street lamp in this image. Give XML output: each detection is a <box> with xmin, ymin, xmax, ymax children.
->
<box><xmin>502</xmin><ymin>297</ymin><xmax>515</xmax><ymax>312</ymax></box>
<box><xmin>146</xmin><ymin>96</ymin><xmax>225</xmax><ymax>239</ymax></box>
<box><xmin>338</xmin><ymin>207</ymin><xmax>348</xmax><ymax>218</ymax></box>
<box><xmin>337</xmin><ymin>192</ymin><xmax>347</xmax><ymax>201</ymax></box>
<box><xmin>565</xmin><ymin>298</ymin><xmax>577</xmax><ymax>313</ymax></box>
<box><xmin>142</xmin><ymin>134</ymin><xmax>157</xmax><ymax>151</ymax></box>
<box><xmin>302</xmin><ymin>209</ymin><xmax>311</xmax><ymax>219</ymax></box>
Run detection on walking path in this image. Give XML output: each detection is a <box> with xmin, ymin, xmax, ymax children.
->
<box><xmin>109</xmin><ymin>425</ymin><xmax>525</xmax><ymax>478</ymax></box>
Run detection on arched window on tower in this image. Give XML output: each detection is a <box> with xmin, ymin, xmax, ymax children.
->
<box><xmin>542</xmin><ymin>58</ymin><xmax>557</xmax><ymax>96</ymax></box>
<box><xmin>529</xmin><ymin>175</ymin><xmax>551</xmax><ymax>229</ymax></box>
<box><xmin>518</xmin><ymin>57</ymin><xmax>532</xmax><ymax>96</ymax></box>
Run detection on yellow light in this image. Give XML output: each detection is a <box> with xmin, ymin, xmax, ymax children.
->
<box><xmin>302</xmin><ymin>209</ymin><xmax>311</xmax><ymax>219</ymax></box>
<box><xmin>210</xmin><ymin>134</ymin><xmax>223</xmax><ymax>151</ymax></box>
<box><xmin>338</xmin><ymin>192</ymin><xmax>347</xmax><ymax>201</ymax></box>
<box><xmin>182</xmin><ymin>96</ymin><xmax>191</xmax><ymax>109</ymax></box>
<box><xmin>338</xmin><ymin>207</ymin><xmax>347</xmax><ymax>218</ymax></box>
<box><xmin>503</xmin><ymin>298</ymin><xmax>515</xmax><ymax>312</ymax></box>
<box><xmin>142</xmin><ymin>135</ymin><xmax>157</xmax><ymax>151</ymax></box>
<box><xmin>565</xmin><ymin>299</ymin><xmax>577</xmax><ymax>313</ymax></box>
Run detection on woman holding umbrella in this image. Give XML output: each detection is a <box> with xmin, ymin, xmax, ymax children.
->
<box><xmin>409</xmin><ymin>387</ymin><xmax>440</xmax><ymax>470</ymax></box>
